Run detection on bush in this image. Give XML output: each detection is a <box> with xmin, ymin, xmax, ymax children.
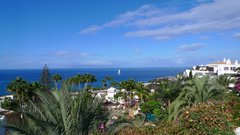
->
<box><xmin>1</xmin><ymin>97</ymin><xmax>19</xmax><ymax>111</ymax></box>
<box><xmin>140</xmin><ymin>100</ymin><xmax>167</xmax><ymax>120</ymax></box>
<box><xmin>117</xmin><ymin>126</ymin><xmax>156</xmax><ymax>135</ymax></box>
<box><xmin>140</xmin><ymin>100</ymin><xmax>162</xmax><ymax>114</ymax></box>
<box><xmin>179</xmin><ymin>102</ymin><xmax>235</xmax><ymax>135</ymax></box>
<box><xmin>235</xmin><ymin>78</ymin><xmax>240</xmax><ymax>93</ymax></box>
<box><xmin>119</xmin><ymin>101</ymin><xmax>237</xmax><ymax>135</ymax></box>
<box><xmin>224</xmin><ymin>94</ymin><xmax>240</xmax><ymax>127</ymax></box>
<box><xmin>117</xmin><ymin>122</ymin><xmax>183</xmax><ymax>135</ymax></box>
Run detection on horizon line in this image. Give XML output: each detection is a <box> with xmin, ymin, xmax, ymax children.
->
<box><xmin>0</xmin><ymin>66</ymin><xmax>189</xmax><ymax>70</ymax></box>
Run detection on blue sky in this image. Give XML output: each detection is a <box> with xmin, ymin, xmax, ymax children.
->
<box><xmin>0</xmin><ymin>0</ymin><xmax>240</xmax><ymax>69</ymax></box>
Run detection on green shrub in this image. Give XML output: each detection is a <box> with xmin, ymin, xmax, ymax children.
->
<box><xmin>179</xmin><ymin>102</ymin><xmax>235</xmax><ymax>135</ymax></box>
<box><xmin>224</xmin><ymin>94</ymin><xmax>240</xmax><ymax>127</ymax></box>
<box><xmin>140</xmin><ymin>100</ymin><xmax>167</xmax><ymax>121</ymax></box>
<box><xmin>117</xmin><ymin>122</ymin><xmax>183</xmax><ymax>135</ymax></box>
<box><xmin>117</xmin><ymin>126</ymin><xmax>156</xmax><ymax>135</ymax></box>
<box><xmin>1</xmin><ymin>97</ymin><xmax>19</xmax><ymax>111</ymax></box>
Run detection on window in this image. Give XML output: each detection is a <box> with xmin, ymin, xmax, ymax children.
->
<box><xmin>224</xmin><ymin>67</ymin><xmax>229</xmax><ymax>71</ymax></box>
<box><xmin>230</xmin><ymin>67</ymin><xmax>236</xmax><ymax>71</ymax></box>
<box><xmin>208</xmin><ymin>67</ymin><xmax>214</xmax><ymax>71</ymax></box>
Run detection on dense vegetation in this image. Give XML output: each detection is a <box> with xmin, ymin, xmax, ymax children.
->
<box><xmin>5</xmin><ymin>86</ymin><xmax>106</xmax><ymax>135</ymax></box>
<box><xmin>1</xmin><ymin>66</ymin><xmax>240</xmax><ymax>135</ymax></box>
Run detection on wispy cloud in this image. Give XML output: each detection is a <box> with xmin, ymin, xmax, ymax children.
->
<box><xmin>80</xmin><ymin>4</ymin><xmax>162</xmax><ymax>34</ymax></box>
<box><xmin>54</xmin><ymin>51</ymin><xmax>93</xmax><ymax>57</ymax></box>
<box><xmin>80</xmin><ymin>25</ymin><xmax>102</xmax><ymax>34</ymax></box>
<box><xmin>134</xmin><ymin>48</ymin><xmax>142</xmax><ymax>54</ymax></box>
<box><xmin>234</xmin><ymin>32</ymin><xmax>240</xmax><ymax>39</ymax></box>
<box><xmin>80</xmin><ymin>0</ymin><xmax>240</xmax><ymax>39</ymax></box>
<box><xmin>177</xmin><ymin>43</ymin><xmax>205</xmax><ymax>52</ymax></box>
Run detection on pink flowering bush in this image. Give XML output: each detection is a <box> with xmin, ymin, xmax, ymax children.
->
<box><xmin>235</xmin><ymin>78</ymin><xmax>240</xmax><ymax>93</ymax></box>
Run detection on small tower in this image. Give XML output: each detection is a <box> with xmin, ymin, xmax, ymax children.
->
<box><xmin>235</xmin><ymin>60</ymin><xmax>239</xmax><ymax>65</ymax></box>
<box><xmin>226</xmin><ymin>59</ymin><xmax>231</xmax><ymax>65</ymax></box>
<box><xmin>223</xmin><ymin>58</ymin><xmax>226</xmax><ymax>62</ymax></box>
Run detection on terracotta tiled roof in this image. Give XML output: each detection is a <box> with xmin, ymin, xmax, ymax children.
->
<box><xmin>209</xmin><ymin>61</ymin><xmax>227</xmax><ymax>64</ymax></box>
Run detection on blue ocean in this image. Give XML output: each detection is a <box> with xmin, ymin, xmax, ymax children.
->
<box><xmin>0</xmin><ymin>67</ymin><xmax>186</xmax><ymax>96</ymax></box>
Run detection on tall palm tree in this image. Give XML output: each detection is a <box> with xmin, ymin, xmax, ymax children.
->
<box><xmin>5</xmin><ymin>82</ymin><xmax>106</xmax><ymax>135</ymax></box>
<box><xmin>82</xmin><ymin>74</ymin><xmax>97</xmax><ymax>90</ymax></box>
<box><xmin>168</xmin><ymin>76</ymin><xmax>222</xmax><ymax>121</ymax></box>
<box><xmin>110</xmin><ymin>81</ymin><xmax>119</xmax><ymax>88</ymax></box>
<box><xmin>157</xmin><ymin>80</ymin><xmax>182</xmax><ymax>106</ymax></box>
<box><xmin>101</xmin><ymin>79</ymin><xmax>107</xmax><ymax>89</ymax></box>
<box><xmin>119</xmin><ymin>79</ymin><xmax>136</xmax><ymax>92</ymax></box>
<box><xmin>67</xmin><ymin>77</ymin><xmax>77</xmax><ymax>91</ymax></box>
<box><xmin>104</xmin><ymin>76</ymin><xmax>113</xmax><ymax>88</ymax></box>
<box><xmin>133</xmin><ymin>82</ymin><xmax>149</xmax><ymax>102</ymax></box>
<box><xmin>52</xmin><ymin>74</ymin><xmax>62</xmax><ymax>89</ymax></box>
<box><xmin>75</xmin><ymin>74</ymin><xmax>83</xmax><ymax>90</ymax></box>
<box><xmin>119</xmin><ymin>79</ymin><xmax>136</xmax><ymax>102</ymax></box>
<box><xmin>28</xmin><ymin>82</ymin><xmax>43</xmax><ymax>102</ymax></box>
<box><xmin>7</xmin><ymin>77</ymin><xmax>30</xmax><ymax>110</ymax></box>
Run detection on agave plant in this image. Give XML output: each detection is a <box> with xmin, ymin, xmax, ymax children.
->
<box><xmin>168</xmin><ymin>76</ymin><xmax>223</xmax><ymax>121</ymax></box>
<box><xmin>4</xmin><ymin>82</ymin><xmax>106</xmax><ymax>135</ymax></box>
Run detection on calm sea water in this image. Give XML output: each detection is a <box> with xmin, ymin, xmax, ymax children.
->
<box><xmin>0</xmin><ymin>67</ymin><xmax>186</xmax><ymax>96</ymax></box>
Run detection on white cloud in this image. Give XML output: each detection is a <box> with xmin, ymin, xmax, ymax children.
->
<box><xmin>54</xmin><ymin>51</ymin><xmax>92</xmax><ymax>57</ymax></box>
<box><xmin>80</xmin><ymin>4</ymin><xmax>162</xmax><ymax>34</ymax></box>
<box><xmin>234</xmin><ymin>32</ymin><xmax>240</xmax><ymax>39</ymax></box>
<box><xmin>177</xmin><ymin>43</ymin><xmax>205</xmax><ymax>52</ymax></box>
<box><xmin>80</xmin><ymin>25</ymin><xmax>102</xmax><ymax>34</ymax></box>
<box><xmin>80</xmin><ymin>0</ymin><xmax>240</xmax><ymax>39</ymax></box>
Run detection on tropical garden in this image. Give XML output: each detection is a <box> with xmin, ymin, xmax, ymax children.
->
<box><xmin>0</xmin><ymin>65</ymin><xmax>240</xmax><ymax>135</ymax></box>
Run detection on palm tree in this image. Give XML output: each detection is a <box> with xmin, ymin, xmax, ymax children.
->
<box><xmin>104</xmin><ymin>76</ymin><xmax>113</xmax><ymax>88</ymax></box>
<box><xmin>110</xmin><ymin>81</ymin><xmax>119</xmax><ymax>88</ymax></box>
<box><xmin>133</xmin><ymin>82</ymin><xmax>149</xmax><ymax>102</ymax></box>
<box><xmin>119</xmin><ymin>79</ymin><xmax>137</xmax><ymax>102</ymax></box>
<box><xmin>28</xmin><ymin>82</ymin><xmax>43</xmax><ymax>102</ymax></box>
<box><xmin>216</xmin><ymin>74</ymin><xmax>236</xmax><ymax>88</ymax></box>
<box><xmin>5</xmin><ymin>82</ymin><xmax>106</xmax><ymax>135</ymax></box>
<box><xmin>75</xmin><ymin>74</ymin><xmax>83</xmax><ymax>90</ymax></box>
<box><xmin>82</xmin><ymin>74</ymin><xmax>97</xmax><ymax>90</ymax></box>
<box><xmin>7</xmin><ymin>77</ymin><xmax>30</xmax><ymax>110</ymax></box>
<box><xmin>67</xmin><ymin>77</ymin><xmax>77</xmax><ymax>91</ymax></box>
<box><xmin>119</xmin><ymin>79</ymin><xmax>136</xmax><ymax>92</ymax></box>
<box><xmin>157</xmin><ymin>80</ymin><xmax>182</xmax><ymax>107</ymax></box>
<box><xmin>101</xmin><ymin>79</ymin><xmax>107</xmax><ymax>89</ymax></box>
<box><xmin>168</xmin><ymin>76</ymin><xmax>222</xmax><ymax>121</ymax></box>
<box><xmin>52</xmin><ymin>74</ymin><xmax>62</xmax><ymax>89</ymax></box>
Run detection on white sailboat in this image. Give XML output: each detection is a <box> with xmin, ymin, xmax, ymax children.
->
<box><xmin>117</xmin><ymin>69</ymin><xmax>121</xmax><ymax>75</ymax></box>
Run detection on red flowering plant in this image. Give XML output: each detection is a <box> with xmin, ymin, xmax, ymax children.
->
<box><xmin>235</xmin><ymin>78</ymin><xmax>240</xmax><ymax>93</ymax></box>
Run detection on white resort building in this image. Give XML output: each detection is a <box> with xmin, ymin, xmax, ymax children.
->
<box><xmin>184</xmin><ymin>58</ymin><xmax>240</xmax><ymax>77</ymax></box>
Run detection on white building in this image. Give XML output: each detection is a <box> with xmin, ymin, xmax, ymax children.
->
<box><xmin>184</xmin><ymin>58</ymin><xmax>240</xmax><ymax>77</ymax></box>
<box><xmin>94</xmin><ymin>87</ymin><xmax>126</xmax><ymax>103</ymax></box>
<box><xmin>105</xmin><ymin>87</ymin><xmax>118</xmax><ymax>102</ymax></box>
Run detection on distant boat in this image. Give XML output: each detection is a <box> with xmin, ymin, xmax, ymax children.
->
<box><xmin>117</xmin><ymin>69</ymin><xmax>121</xmax><ymax>75</ymax></box>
